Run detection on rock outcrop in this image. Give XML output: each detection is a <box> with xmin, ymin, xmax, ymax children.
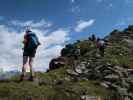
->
<box><xmin>47</xmin><ymin>25</ymin><xmax>133</xmax><ymax>100</ymax></box>
<box><xmin>47</xmin><ymin>56</ymin><xmax>65</xmax><ymax>72</ymax></box>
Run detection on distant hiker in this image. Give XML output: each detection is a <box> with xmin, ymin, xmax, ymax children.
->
<box><xmin>91</xmin><ymin>34</ymin><xmax>96</xmax><ymax>41</ymax></box>
<box><xmin>89</xmin><ymin>34</ymin><xmax>96</xmax><ymax>41</ymax></box>
<box><xmin>96</xmin><ymin>38</ymin><xmax>105</xmax><ymax>57</ymax></box>
<box><xmin>20</xmin><ymin>28</ymin><xmax>40</xmax><ymax>81</ymax></box>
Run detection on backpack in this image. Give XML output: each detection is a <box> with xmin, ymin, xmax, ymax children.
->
<box><xmin>99</xmin><ymin>40</ymin><xmax>105</xmax><ymax>47</ymax></box>
<box><xmin>27</xmin><ymin>32</ymin><xmax>40</xmax><ymax>50</ymax></box>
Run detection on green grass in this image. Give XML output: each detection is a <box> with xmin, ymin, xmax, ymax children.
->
<box><xmin>104</xmin><ymin>45</ymin><xmax>133</xmax><ymax>68</ymax></box>
<box><xmin>0</xmin><ymin>67</ymin><xmax>112</xmax><ymax>100</ymax></box>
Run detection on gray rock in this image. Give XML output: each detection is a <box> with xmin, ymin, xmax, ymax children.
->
<box><xmin>66</xmin><ymin>69</ymin><xmax>79</xmax><ymax>76</ymax></box>
<box><xmin>104</xmin><ymin>74</ymin><xmax>119</xmax><ymax>80</ymax></box>
<box><xmin>81</xmin><ymin>95</ymin><xmax>100</xmax><ymax>100</ymax></box>
<box><xmin>100</xmin><ymin>82</ymin><xmax>109</xmax><ymax>88</ymax></box>
<box><xmin>75</xmin><ymin>63</ymin><xmax>88</xmax><ymax>74</ymax></box>
<box><xmin>117</xmin><ymin>87</ymin><xmax>128</xmax><ymax>96</ymax></box>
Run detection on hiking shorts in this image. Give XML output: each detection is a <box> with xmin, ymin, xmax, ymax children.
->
<box><xmin>23</xmin><ymin>49</ymin><xmax>36</xmax><ymax>57</ymax></box>
<box><xmin>99</xmin><ymin>46</ymin><xmax>104</xmax><ymax>52</ymax></box>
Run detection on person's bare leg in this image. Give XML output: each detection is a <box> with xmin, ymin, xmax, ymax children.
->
<box><xmin>20</xmin><ymin>56</ymin><xmax>28</xmax><ymax>81</ymax></box>
<box><xmin>29</xmin><ymin>57</ymin><xmax>35</xmax><ymax>81</ymax></box>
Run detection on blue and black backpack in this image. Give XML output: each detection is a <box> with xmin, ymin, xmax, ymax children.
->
<box><xmin>27</xmin><ymin>32</ymin><xmax>40</xmax><ymax>51</ymax></box>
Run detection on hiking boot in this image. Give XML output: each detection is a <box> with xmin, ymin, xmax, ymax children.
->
<box><xmin>20</xmin><ymin>74</ymin><xmax>25</xmax><ymax>81</ymax></box>
<box><xmin>28</xmin><ymin>76</ymin><xmax>35</xmax><ymax>81</ymax></box>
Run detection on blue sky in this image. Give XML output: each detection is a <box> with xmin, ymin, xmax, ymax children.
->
<box><xmin>0</xmin><ymin>0</ymin><xmax>133</xmax><ymax>72</ymax></box>
<box><xmin>1</xmin><ymin>0</ymin><xmax>133</xmax><ymax>38</ymax></box>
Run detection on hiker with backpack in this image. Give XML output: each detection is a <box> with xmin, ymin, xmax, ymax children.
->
<box><xmin>96</xmin><ymin>38</ymin><xmax>105</xmax><ymax>57</ymax></box>
<box><xmin>20</xmin><ymin>28</ymin><xmax>40</xmax><ymax>81</ymax></box>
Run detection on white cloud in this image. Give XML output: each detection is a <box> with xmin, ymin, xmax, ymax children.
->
<box><xmin>74</xmin><ymin>19</ymin><xmax>95</xmax><ymax>32</ymax></box>
<box><xmin>96</xmin><ymin>0</ymin><xmax>113</xmax><ymax>9</ymax></box>
<box><xmin>108</xmin><ymin>3</ymin><xmax>113</xmax><ymax>8</ymax></box>
<box><xmin>71</xmin><ymin>6</ymin><xmax>81</xmax><ymax>13</ymax></box>
<box><xmin>71</xmin><ymin>0</ymin><xmax>75</xmax><ymax>3</ymax></box>
<box><xmin>70</xmin><ymin>0</ymin><xmax>80</xmax><ymax>13</ymax></box>
<box><xmin>0</xmin><ymin>23</ymin><xmax>70</xmax><ymax>72</ymax></box>
<box><xmin>44</xmin><ymin>29</ymin><xmax>70</xmax><ymax>46</ymax></box>
<box><xmin>11</xmin><ymin>19</ymin><xmax>52</xmax><ymax>28</ymax></box>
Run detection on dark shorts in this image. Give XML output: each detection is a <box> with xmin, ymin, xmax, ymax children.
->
<box><xmin>23</xmin><ymin>49</ymin><xmax>36</xmax><ymax>57</ymax></box>
<box><xmin>99</xmin><ymin>46</ymin><xmax>104</xmax><ymax>51</ymax></box>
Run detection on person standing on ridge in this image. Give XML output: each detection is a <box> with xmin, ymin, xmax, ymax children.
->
<box><xmin>96</xmin><ymin>38</ymin><xmax>105</xmax><ymax>57</ymax></box>
<box><xmin>20</xmin><ymin>28</ymin><xmax>40</xmax><ymax>81</ymax></box>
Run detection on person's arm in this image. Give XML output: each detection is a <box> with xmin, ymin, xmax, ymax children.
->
<box><xmin>22</xmin><ymin>35</ymin><xmax>26</xmax><ymax>50</ymax></box>
<box><xmin>23</xmin><ymin>35</ymin><xmax>28</xmax><ymax>44</ymax></box>
<box><xmin>23</xmin><ymin>39</ymin><xmax>27</xmax><ymax>44</ymax></box>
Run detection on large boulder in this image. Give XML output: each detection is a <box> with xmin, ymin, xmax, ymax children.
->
<box><xmin>48</xmin><ymin>57</ymin><xmax>65</xmax><ymax>71</ymax></box>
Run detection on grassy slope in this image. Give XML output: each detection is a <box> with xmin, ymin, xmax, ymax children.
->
<box><xmin>0</xmin><ymin>68</ymin><xmax>110</xmax><ymax>100</ymax></box>
<box><xmin>76</xmin><ymin>39</ymin><xmax>133</xmax><ymax>68</ymax></box>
